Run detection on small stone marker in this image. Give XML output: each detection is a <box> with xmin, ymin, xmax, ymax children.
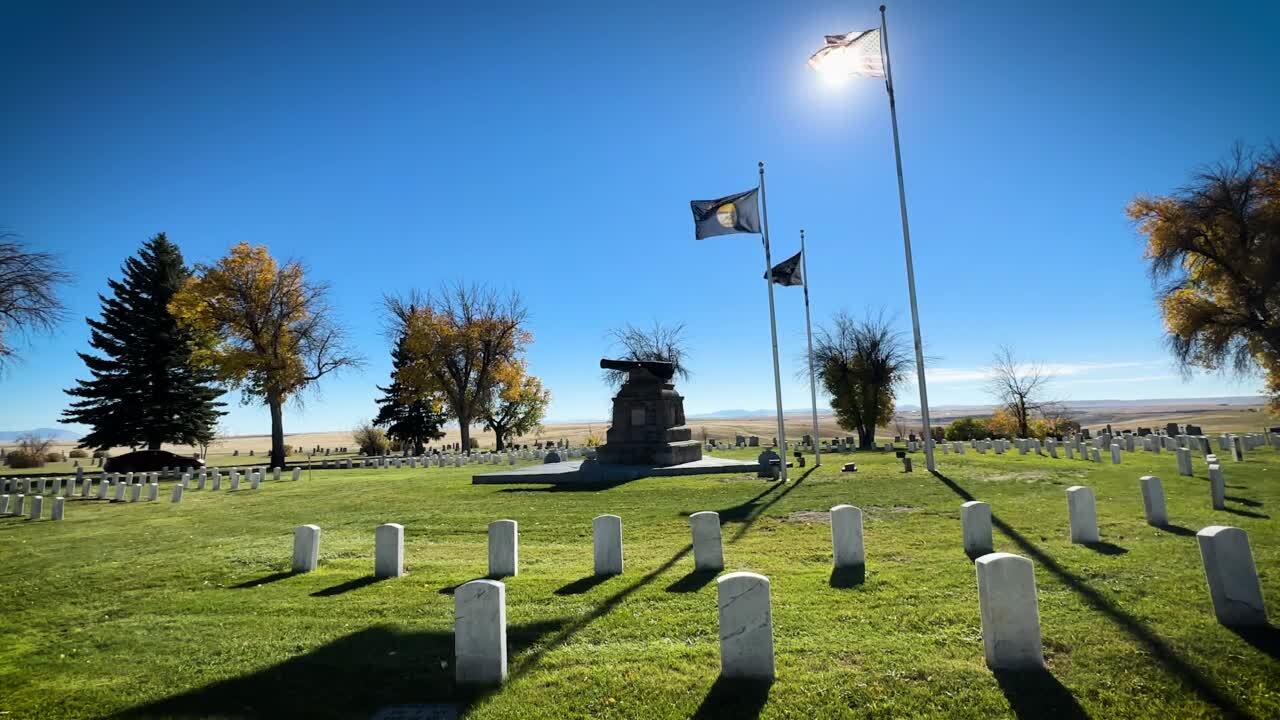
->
<box><xmin>52</xmin><ymin>496</ymin><xmax>64</xmax><ymax>521</ymax></box>
<box><xmin>13</xmin><ymin>494</ymin><xmax>24</xmax><ymax>516</ymax></box>
<box><xmin>292</xmin><ymin>524</ymin><xmax>321</xmax><ymax>572</ymax></box>
<box><xmin>830</xmin><ymin>504</ymin><xmax>865</xmax><ymax>569</ymax></box>
<box><xmin>171</xmin><ymin>484</ymin><xmax>184</xmax><ymax>503</ymax></box>
<box><xmin>0</xmin><ymin>495</ymin><xmax>8</xmax><ymax>514</ymax></box>
<box><xmin>593</xmin><ymin>514</ymin><xmax>624</xmax><ymax>576</ymax></box>
<box><xmin>129</xmin><ymin>483</ymin><xmax>141</xmax><ymax>503</ymax></box>
<box><xmin>1196</xmin><ymin>526</ymin><xmax>1267</xmax><ymax>626</ymax></box>
<box><xmin>1138</xmin><ymin>476</ymin><xmax>1167</xmax><ymax>526</ymax></box>
<box><xmin>487</xmin><ymin>519</ymin><xmax>518</xmax><ymax>578</ymax></box>
<box><xmin>272</xmin><ymin>467</ymin><xmax>281</xmax><ymax>481</ymax></box>
<box><xmin>80</xmin><ymin>478</ymin><xmax>91</xmax><ymax>498</ymax></box>
<box><xmin>29</xmin><ymin>494</ymin><xmax>43</xmax><ymax>520</ymax></box>
<box><xmin>292</xmin><ymin>467</ymin><xmax>302</xmax><ymax>481</ymax></box>
<box><xmin>375</xmin><ymin>523</ymin><xmax>405</xmax><ymax>578</ymax></box>
<box><xmin>250</xmin><ymin>472</ymin><xmax>261</xmax><ymax>490</ymax></box>
<box><xmin>1110</xmin><ymin>443</ymin><xmax>1122</xmax><ymax>464</ymax></box>
<box><xmin>961</xmin><ymin>501</ymin><xmax>994</xmax><ymax>556</ymax></box>
<box><xmin>1209</xmin><ymin>464</ymin><xmax>1226</xmax><ymax>510</ymax></box>
<box><xmin>454</xmin><ymin>579</ymin><xmax>507</xmax><ymax>685</ymax></box>
<box><xmin>230</xmin><ymin>471</ymin><xmax>240</xmax><ymax>491</ymax></box>
<box><xmin>1231</xmin><ymin>436</ymin><xmax>1244</xmax><ymax>462</ymax></box>
<box><xmin>67</xmin><ymin>476</ymin><xmax>77</xmax><ymax>496</ymax></box>
<box><xmin>717</xmin><ymin>571</ymin><xmax>775</xmax><ymax>680</ymax></box>
<box><xmin>1089</xmin><ymin>448</ymin><xmax>1101</xmax><ymax>463</ymax></box>
<box><xmin>114</xmin><ymin>483</ymin><xmax>126</xmax><ymax>502</ymax></box>
<box><xmin>689</xmin><ymin>511</ymin><xmax>724</xmax><ymax>571</ymax></box>
<box><xmin>1066</xmin><ymin>485</ymin><xmax>1099</xmax><ymax>544</ymax></box>
<box><xmin>97</xmin><ymin>481</ymin><xmax>109</xmax><ymax>500</ymax></box>
<box><xmin>1176</xmin><ymin>448</ymin><xmax>1193</xmax><ymax>477</ymax></box>
<box><xmin>212</xmin><ymin>473</ymin><xmax>222</xmax><ymax>491</ymax></box>
<box><xmin>975</xmin><ymin>552</ymin><xmax>1044</xmax><ymax>670</ymax></box>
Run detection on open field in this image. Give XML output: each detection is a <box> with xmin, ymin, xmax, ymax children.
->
<box><xmin>1</xmin><ymin>442</ymin><xmax>1277</xmax><ymax>718</ymax></box>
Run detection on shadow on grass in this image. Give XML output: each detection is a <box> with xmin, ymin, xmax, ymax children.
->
<box><xmin>497</xmin><ymin>478</ymin><xmax>637</xmax><ymax>493</ymax></box>
<box><xmin>931</xmin><ymin>470</ymin><xmax>1252</xmax><ymax>719</ymax></box>
<box><xmin>994</xmin><ymin>669</ymin><xmax>1088</xmax><ymax>719</ymax></box>
<box><xmin>1224</xmin><ymin>507</ymin><xmax>1270</xmax><ymax>520</ymax></box>
<box><xmin>113</xmin><ymin>621</ymin><xmax>566</xmax><ymax>719</ymax></box>
<box><xmin>666</xmin><ymin>569</ymin><xmax>718</xmax><ymax>593</ymax></box>
<box><xmin>1081</xmin><ymin>541</ymin><xmax>1128</xmax><ymax>556</ymax></box>
<box><xmin>1229</xmin><ymin>624</ymin><xmax>1280</xmax><ymax>661</ymax></box>
<box><xmin>311</xmin><ymin>575</ymin><xmax>384</xmax><ymax>597</ymax></box>
<box><xmin>692</xmin><ymin>677</ymin><xmax>773</xmax><ymax>719</ymax></box>
<box><xmin>1224</xmin><ymin>495</ymin><xmax>1263</xmax><ymax>508</ymax></box>
<box><xmin>829</xmin><ymin>565</ymin><xmax>865</xmax><ymax>588</ymax></box>
<box><xmin>555</xmin><ymin>574</ymin><xmax>613</xmax><ymax>596</ymax></box>
<box><xmin>438</xmin><ymin>576</ymin><xmax>496</xmax><ymax>596</ymax></box>
<box><xmin>1157</xmin><ymin>523</ymin><xmax>1198</xmax><ymax>537</ymax></box>
<box><xmin>229</xmin><ymin>571</ymin><xmax>298</xmax><ymax>589</ymax></box>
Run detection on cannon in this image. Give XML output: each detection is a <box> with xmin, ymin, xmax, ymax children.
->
<box><xmin>599</xmin><ymin>358</ymin><xmax>676</xmax><ymax>381</ymax></box>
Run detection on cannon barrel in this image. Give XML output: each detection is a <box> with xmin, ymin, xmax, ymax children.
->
<box><xmin>599</xmin><ymin>358</ymin><xmax>676</xmax><ymax>380</ymax></box>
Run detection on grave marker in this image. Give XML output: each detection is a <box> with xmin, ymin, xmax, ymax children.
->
<box><xmin>830</xmin><ymin>505</ymin><xmax>865</xmax><ymax>569</ymax></box>
<box><xmin>689</xmin><ymin>511</ymin><xmax>724</xmax><ymax>571</ymax></box>
<box><xmin>292</xmin><ymin>525</ymin><xmax>321</xmax><ymax>572</ymax></box>
<box><xmin>1197</xmin><ymin>526</ymin><xmax>1267</xmax><ymax>626</ymax></box>
<box><xmin>961</xmin><ymin>501</ymin><xmax>994</xmax><ymax>556</ymax></box>
<box><xmin>716</xmin><ymin>572</ymin><xmax>775</xmax><ymax>681</ymax></box>
<box><xmin>1138</xmin><ymin>476</ymin><xmax>1168</xmax><ymax>526</ymax></box>
<box><xmin>975</xmin><ymin>553</ymin><xmax>1044</xmax><ymax>670</ymax></box>
<box><xmin>593</xmin><ymin>514</ymin><xmax>624</xmax><ymax>576</ymax></box>
<box><xmin>488</xmin><ymin>520</ymin><xmax>518</xmax><ymax>578</ymax></box>
<box><xmin>454</xmin><ymin>579</ymin><xmax>507</xmax><ymax>685</ymax></box>
<box><xmin>1066</xmin><ymin>486</ymin><xmax>1099</xmax><ymax>544</ymax></box>
<box><xmin>375</xmin><ymin>523</ymin><xmax>405</xmax><ymax>578</ymax></box>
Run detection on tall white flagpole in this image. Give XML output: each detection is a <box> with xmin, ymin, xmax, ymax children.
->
<box><xmin>801</xmin><ymin>230</ymin><xmax>821</xmax><ymax>467</ymax></box>
<box><xmin>758</xmin><ymin>161</ymin><xmax>789</xmax><ymax>481</ymax></box>
<box><xmin>880</xmin><ymin>5</ymin><xmax>936</xmax><ymax>472</ymax></box>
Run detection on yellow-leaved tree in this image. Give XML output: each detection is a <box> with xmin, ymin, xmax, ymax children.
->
<box><xmin>384</xmin><ymin>285</ymin><xmax>532</xmax><ymax>452</ymax></box>
<box><xmin>1129</xmin><ymin>148</ymin><xmax>1280</xmax><ymax>412</ymax></box>
<box><xmin>169</xmin><ymin>243</ymin><xmax>362</xmax><ymax>468</ymax></box>
<box><xmin>482</xmin><ymin>361</ymin><xmax>551</xmax><ymax>451</ymax></box>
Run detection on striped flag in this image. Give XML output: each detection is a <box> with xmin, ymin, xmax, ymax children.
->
<box><xmin>807</xmin><ymin>29</ymin><xmax>884</xmax><ymax>78</ymax></box>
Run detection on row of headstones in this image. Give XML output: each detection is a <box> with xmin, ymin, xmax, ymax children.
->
<box><xmin>0</xmin><ymin>467</ymin><xmax>307</xmax><ymax>516</ymax></box>
<box><xmin>284</xmin><ymin>483</ymin><xmax>1268</xmax><ymax>685</ymax></box>
<box><xmin>952</xmin><ymin>434</ymin><xmax>1261</xmax><ymax>468</ymax></box>
<box><xmin>0</xmin><ymin>493</ymin><xmax>66</xmax><ymax>520</ymax></box>
<box><xmin>304</xmin><ymin>449</ymin><xmax>571</xmax><ymax>470</ymax></box>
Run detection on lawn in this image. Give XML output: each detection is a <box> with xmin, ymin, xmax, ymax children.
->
<box><xmin>1</xmin><ymin>444</ymin><xmax>1277</xmax><ymax>719</ymax></box>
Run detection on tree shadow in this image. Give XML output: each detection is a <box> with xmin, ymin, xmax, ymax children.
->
<box><xmin>1228</xmin><ymin>624</ymin><xmax>1280</xmax><ymax>661</ymax></box>
<box><xmin>113</xmin><ymin>621</ymin><xmax>566</xmax><ymax>719</ymax></box>
<box><xmin>497</xmin><ymin>478</ymin><xmax>637</xmax><ymax>493</ymax></box>
<box><xmin>554</xmin><ymin>574</ymin><xmax>613</xmax><ymax>596</ymax></box>
<box><xmin>993</xmin><ymin>669</ymin><xmax>1089</xmax><ymax>719</ymax></box>
<box><xmin>1157</xmin><ymin>523</ymin><xmax>1197</xmax><ymax>537</ymax></box>
<box><xmin>930</xmin><ymin>470</ymin><xmax>1252</xmax><ymax>719</ymax></box>
<box><xmin>727</xmin><ymin>466</ymin><xmax>816</xmax><ymax>543</ymax></box>
<box><xmin>310</xmin><ymin>575</ymin><xmax>385</xmax><ymax>597</ymax></box>
<box><xmin>1081</xmin><ymin>541</ymin><xmax>1128</xmax><ymax>556</ymax></box>
<box><xmin>829</xmin><ymin>565</ymin><xmax>865</xmax><ymax>588</ymax></box>
<box><xmin>692</xmin><ymin>676</ymin><xmax>773</xmax><ymax>719</ymax></box>
<box><xmin>228</xmin><ymin>571</ymin><xmax>299</xmax><ymax>589</ymax></box>
<box><xmin>1224</xmin><ymin>495</ymin><xmax>1263</xmax><ymax>508</ymax></box>
<box><xmin>1224</xmin><ymin>507</ymin><xmax>1270</xmax><ymax>519</ymax></box>
<box><xmin>666</xmin><ymin>569</ymin><xmax>718</xmax><ymax>593</ymax></box>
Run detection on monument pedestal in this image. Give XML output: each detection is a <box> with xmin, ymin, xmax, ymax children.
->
<box><xmin>596</xmin><ymin>360</ymin><xmax>703</xmax><ymax>467</ymax></box>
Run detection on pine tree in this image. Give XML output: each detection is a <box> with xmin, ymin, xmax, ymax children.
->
<box><xmin>374</xmin><ymin>329</ymin><xmax>447</xmax><ymax>455</ymax></box>
<box><xmin>63</xmin><ymin>234</ymin><xmax>224</xmax><ymax>450</ymax></box>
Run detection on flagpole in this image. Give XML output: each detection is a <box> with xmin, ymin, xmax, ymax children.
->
<box><xmin>758</xmin><ymin>161</ymin><xmax>789</xmax><ymax>481</ymax></box>
<box><xmin>800</xmin><ymin>230</ymin><xmax>821</xmax><ymax>467</ymax></box>
<box><xmin>880</xmin><ymin>4</ymin><xmax>935</xmax><ymax>472</ymax></box>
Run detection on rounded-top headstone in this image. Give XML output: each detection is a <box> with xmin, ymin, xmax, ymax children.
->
<box><xmin>689</xmin><ymin>511</ymin><xmax>724</xmax><ymax>571</ymax></box>
<box><xmin>1196</xmin><ymin>525</ymin><xmax>1267</xmax><ymax>626</ymax></box>
<box><xmin>716</xmin><ymin>571</ymin><xmax>775</xmax><ymax>680</ymax></box>
<box><xmin>975</xmin><ymin>552</ymin><xmax>1044</xmax><ymax>670</ymax></box>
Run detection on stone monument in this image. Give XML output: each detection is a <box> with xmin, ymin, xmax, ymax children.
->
<box><xmin>595</xmin><ymin>358</ymin><xmax>703</xmax><ymax>466</ymax></box>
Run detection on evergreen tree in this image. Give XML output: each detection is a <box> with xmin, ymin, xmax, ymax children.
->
<box><xmin>63</xmin><ymin>234</ymin><xmax>224</xmax><ymax>450</ymax></box>
<box><xmin>374</xmin><ymin>329</ymin><xmax>447</xmax><ymax>455</ymax></box>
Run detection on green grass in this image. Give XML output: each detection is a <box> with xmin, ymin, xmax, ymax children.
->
<box><xmin>1</xmin><ymin>444</ymin><xmax>1277</xmax><ymax>719</ymax></box>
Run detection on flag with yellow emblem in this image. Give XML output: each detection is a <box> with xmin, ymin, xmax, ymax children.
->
<box><xmin>690</xmin><ymin>188</ymin><xmax>760</xmax><ymax>240</ymax></box>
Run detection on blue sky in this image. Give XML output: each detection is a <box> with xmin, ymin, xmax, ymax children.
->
<box><xmin>2</xmin><ymin>0</ymin><xmax>1276</xmax><ymax>436</ymax></box>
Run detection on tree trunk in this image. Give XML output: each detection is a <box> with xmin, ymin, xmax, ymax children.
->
<box><xmin>269</xmin><ymin>396</ymin><xmax>285</xmax><ymax>469</ymax></box>
<box><xmin>147</xmin><ymin>438</ymin><xmax>162</xmax><ymax>451</ymax></box>
<box><xmin>494</xmin><ymin>428</ymin><xmax>506</xmax><ymax>452</ymax></box>
<box><xmin>457</xmin><ymin>412</ymin><xmax>471</xmax><ymax>454</ymax></box>
<box><xmin>857</xmin><ymin>426</ymin><xmax>875</xmax><ymax>450</ymax></box>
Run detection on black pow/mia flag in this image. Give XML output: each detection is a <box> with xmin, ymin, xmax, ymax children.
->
<box><xmin>765</xmin><ymin>250</ymin><xmax>804</xmax><ymax>286</ymax></box>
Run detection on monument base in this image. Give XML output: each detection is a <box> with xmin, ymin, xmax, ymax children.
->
<box><xmin>471</xmin><ymin>456</ymin><xmax>762</xmax><ymax>485</ymax></box>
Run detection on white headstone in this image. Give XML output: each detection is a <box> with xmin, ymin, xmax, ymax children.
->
<box><xmin>29</xmin><ymin>494</ymin><xmax>43</xmax><ymax>520</ymax></box>
<box><xmin>454</xmin><ymin>579</ymin><xmax>507</xmax><ymax>685</ymax></box>
<box><xmin>0</xmin><ymin>495</ymin><xmax>8</xmax><ymax>514</ymax></box>
<box><xmin>250</xmin><ymin>472</ymin><xmax>261</xmax><ymax>490</ymax></box>
<box><xmin>51</xmin><ymin>496</ymin><xmax>64</xmax><ymax>521</ymax></box>
<box><xmin>689</xmin><ymin>511</ymin><xmax>724</xmax><ymax>571</ymax></box>
<box><xmin>147</xmin><ymin>483</ymin><xmax>158</xmax><ymax>501</ymax></box>
<box><xmin>171</xmin><ymin>484</ymin><xmax>184</xmax><ymax>503</ymax></box>
<box><xmin>273</xmin><ymin>467</ymin><xmax>281</xmax><ymax>481</ymax></box>
<box><xmin>593</xmin><ymin>514</ymin><xmax>623</xmax><ymax>576</ymax></box>
<box><xmin>961</xmin><ymin>500</ymin><xmax>994</xmax><ymax>556</ymax></box>
<box><xmin>13</xmin><ymin>494</ymin><xmax>24</xmax><ymax>516</ymax></box>
<box><xmin>375</xmin><ymin>523</ymin><xmax>405</xmax><ymax>578</ymax></box>
<box><xmin>129</xmin><ymin>483</ymin><xmax>141</xmax><ymax>503</ymax></box>
<box><xmin>80</xmin><ymin>478</ymin><xmax>91</xmax><ymax>498</ymax></box>
<box><xmin>716</xmin><ymin>571</ymin><xmax>775</xmax><ymax>680</ymax></box>
<box><xmin>488</xmin><ymin>519</ymin><xmax>518</xmax><ymax>578</ymax></box>
<box><xmin>1138</xmin><ymin>476</ymin><xmax>1167</xmax><ymax>526</ymax></box>
<box><xmin>830</xmin><ymin>505</ymin><xmax>864</xmax><ymax>568</ymax></box>
<box><xmin>292</xmin><ymin>524</ymin><xmax>321</xmax><ymax>572</ymax></box>
<box><xmin>292</xmin><ymin>467</ymin><xmax>302</xmax><ymax>481</ymax></box>
<box><xmin>1196</xmin><ymin>526</ymin><xmax>1267</xmax><ymax>626</ymax></box>
<box><xmin>975</xmin><ymin>552</ymin><xmax>1044</xmax><ymax>670</ymax></box>
<box><xmin>98</xmin><ymin>481</ymin><xmax>110</xmax><ymax>500</ymax></box>
<box><xmin>114</xmin><ymin>482</ymin><xmax>126</xmax><ymax>502</ymax></box>
<box><xmin>1066</xmin><ymin>485</ymin><xmax>1099</xmax><ymax>544</ymax></box>
<box><xmin>1209</xmin><ymin>464</ymin><xmax>1225</xmax><ymax>510</ymax></box>
<box><xmin>1110</xmin><ymin>443</ymin><xmax>1122</xmax><ymax>464</ymax></box>
<box><xmin>1231</xmin><ymin>436</ymin><xmax>1244</xmax><ymax>462</ymax></box>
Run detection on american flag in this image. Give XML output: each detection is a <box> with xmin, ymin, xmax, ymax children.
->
<box><xmin>807</xmin><ymin>29</ymin><xmax>885</xmax><ymax>79</ymax></box>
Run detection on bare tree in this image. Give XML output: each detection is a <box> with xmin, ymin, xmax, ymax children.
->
<box><xmin>603</xmin><ymin>321</ymin><xmax>690</xmax><ymax>387</ymax></box>
<box><xmin>0</xmin><ymin>233</ymin><xmax>70</xmax><ymax>369</ymax></box>
<box><xmin>985</xmin><ymin>346</ymin><xmax>1053</xmax><ymax>438</ymax></box>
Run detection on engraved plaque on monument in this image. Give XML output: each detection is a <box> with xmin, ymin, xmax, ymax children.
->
<box><xmin>595</xmin><ymin>358</ymin><xmax>703</xmax><ymax>466</ymax></box>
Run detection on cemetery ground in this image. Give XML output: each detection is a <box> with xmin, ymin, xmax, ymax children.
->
<box><xmin>1</xmin><ymin>447</ymin><xmax>1277</xmax><ymax>719</ymax></box>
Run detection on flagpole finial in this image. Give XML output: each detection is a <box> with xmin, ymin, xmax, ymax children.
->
<box><xmin>758</xmin><ymin>161</ymin><xmax>764</xmax><ymax>170</ymax></box>
<box><xmin>880</xmin><ymin>4</ymin><xmax>886</xmax><ymax>12</ymax></box>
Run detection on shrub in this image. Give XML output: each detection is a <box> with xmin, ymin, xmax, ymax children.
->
<box><xmin>353</xmin><ymin>421</ymin><xmax>391</xmax><ymax>456</ymax></box>
<box><xmin>5</xmin><ymin>450</ymin><xmax>44</xmax><ymax>468</ymax></box>
<box><xmin>69</xmin><ymin>449</ymin><xmax>89</xmax><ymax>459</ymax></box>
<box><xmin>944</xmin><ymin>417</ymin><xmax>989</xmax><ymax>441</ymax></box>
<box><xmin>44</xmin><ymin>452</ymin><xmax>63</xmax><ymax>462</ymax></box>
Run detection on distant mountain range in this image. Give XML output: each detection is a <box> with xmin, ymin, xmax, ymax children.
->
<box><xmin>0</xmin><ymin>428</ymin><xmax>81</xmax><ymax>442</ymax></box>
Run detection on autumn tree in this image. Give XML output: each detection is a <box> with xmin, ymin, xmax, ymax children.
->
<box><xmin>385</xmin><ymin>285</ymin><xmax>531</xmax><ymax>453</ymax></box>
<box><xmin>985</xmin><ymin>346</ymin><xmax>1052</xmax><ymax>439</ymax></box>
<box><xmin>811</xmin><ymin>311</ymin><xmax>911</xmax><ymax>450</ymax></box>
<box><xmin>169</xmin><ymin>243</ymin><xmax>362</xmax><ymax>468</ymax></box>
<box><xmin>0</xmin><ymin>232</ymin><xmax>69</xmax><ymax>370</ymax></box>
<box><xmin>603</xmin><ymin>321</ymin><xmax>690</xmax><ymax>387</ymax></box>
<box><xmin>63</xmin><ymin>234</ymin><xmax>224</xmax><ymax>451</ymax></box>
<box><xmin>1129</xmin><ymin>147</ymin><xmax>1280</xmax><ymax>411</ymax></box>
<box><xmin>373</xmin><ymin>323</ymin><xmax>447</xmax><ymax>455</ymax></box>
<box><xmin>482</xmin><ymin>364</ymin><xmax>550</xmax><ymax>451</ymax></box>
